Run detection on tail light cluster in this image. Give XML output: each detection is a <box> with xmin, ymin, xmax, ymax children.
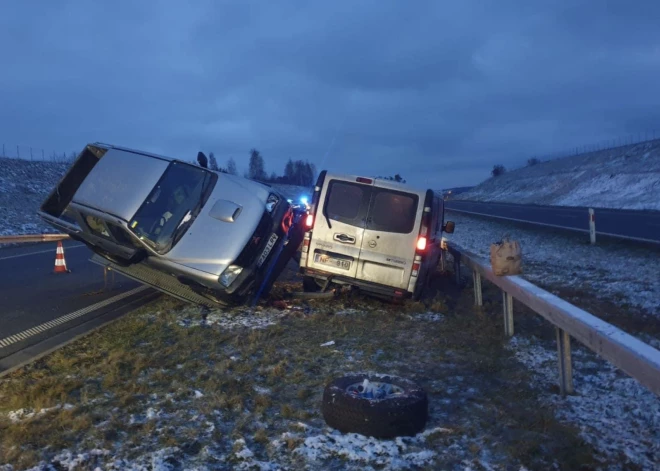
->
<box><xmin>305</xmin><ymin>171</ymin><xmax>327</xmax><ymax>231</ymax></box>
<box><xmin>412</xmin><ymin>191</ymin><xmax>434</xmax><ymax>278</ymax></box>
<box><xmin>416</xmin><ymin>206</ymin><xmax>432</xmax><ymax>255</ymax></box>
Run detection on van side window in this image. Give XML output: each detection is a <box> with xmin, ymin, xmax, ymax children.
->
<box><xmin>325</xmin><ymin>181</ymin><xmax>367</xmax><ymax>225</ymax></box>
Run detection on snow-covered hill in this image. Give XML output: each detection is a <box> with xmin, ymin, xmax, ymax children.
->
<box><xmin>0</xmin><ymin>158</ymin><xmax>70</xmax><ymax>236</ymax></box>
<box><xmin>459</xmin><ymin>139</ymin><xmax>660</xmax><ymax>210</ymax></box>
<box><xmin>0</xmin><ymin>157</ymin><xmax>311</xmax><ymax>236</ymax></box>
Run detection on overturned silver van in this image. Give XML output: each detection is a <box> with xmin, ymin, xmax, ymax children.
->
<box><xmin>39</xmin><ymin>143</ymin><xmax>304</xmax><ymax>307</ymax></box>
<box><xmin>299</xmin><ymin>172</ymin><xmax>454</xmax><ymax>301</ymax></box>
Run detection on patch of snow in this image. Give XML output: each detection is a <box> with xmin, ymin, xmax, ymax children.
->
<box><xmin>253</xmin><ymin>385</ymin><xmax>272</xmax><ymax>395</ymax></box>
<box><xmin>232</xmin><ymin>439</ymin><xmax>279</xmax><ymax>470</ymax></box>
<box><xmin>413</xmin><ymin>312</ymin><xmax>445</xmax><ymax>322</ymax></box>
<box><xmin>194</xmin><ymin>390</ymin><xmax>204</xmax><ymax>399</ymax></box>
<box><xmin>293</xmin><ymin>429</ymin><xmax>437</xmax><ymax>469</ymax></box>
<box><xmin>6</xmin><ymin>403</ymin><xmax>74</xmax><ymax>423</ymax></box>
<box><xmin>320</xmin><ymin>340</ymin><xmax>335</xmax><ymax>347</ymax></box>
<box><xmin>448</xmin><ymin>213</ymin><xmax>660</xmax><ymax>316</ymax></box>
<box><xmin>146</xmin><ymin>407</ymin><xmax>163</xmax><ymax>420</ymax></box>
<box><xmin>176</xmin><ymin>306</ymin><xmax>288</xmax><ymax>330</ymax></box>
<box><xmin>508</xmin><ymin>336</ymin><xmax>660</xmax><ymax>470</ymax></box>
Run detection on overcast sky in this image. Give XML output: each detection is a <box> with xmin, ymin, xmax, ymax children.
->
<box><xmin>1</xmin><ymin>1</ymin><xmax>659</xmax><ymax>188</ymax></box>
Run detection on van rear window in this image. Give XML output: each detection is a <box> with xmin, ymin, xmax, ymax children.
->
<box><xmin>325</xmin><ymin>181</ymin><xmax>366</xmax><ymax>225</ymax></box>
<box><xmin>368</xmin><ymin>189</ymin><xmax>418</xmax><ymax>234</ymax></box>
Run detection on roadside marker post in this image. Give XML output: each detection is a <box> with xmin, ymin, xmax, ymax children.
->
<box><xmin>589</xmin><ymin>208</ymin><xmax>596</xmax><ymax>245</ymax></box>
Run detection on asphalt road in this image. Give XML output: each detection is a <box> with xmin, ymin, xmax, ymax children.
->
<box><xmin>445</xmin><ymin>200</ymin><xmax>660</xmax><ymax>244</ymax></box>
<box><xmin>0</xmin><ymin>241</ymin><xmax>157</xmax><ymax>371</ymax></box>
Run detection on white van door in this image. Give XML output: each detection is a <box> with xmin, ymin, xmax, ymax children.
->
<box><xmin>306</xmin><ymin>177</ymin><xmax>373</xmax><ymax>278</ymax></box>
<box><xmin>357</xmin><ymin>187</ymin><xmax>422</xmax><ymax>289</ymax></box>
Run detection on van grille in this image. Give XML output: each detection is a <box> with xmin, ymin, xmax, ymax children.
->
<box><xmin>234</xmin><ymin>211</ymin><xmax>272</xmax><ymax>267</ymax></box>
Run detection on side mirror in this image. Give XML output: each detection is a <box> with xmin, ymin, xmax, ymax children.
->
<box><xmin>443</xmin><ymin>221</ymin><xmax>455</xmax><ymax>234</ymax></box>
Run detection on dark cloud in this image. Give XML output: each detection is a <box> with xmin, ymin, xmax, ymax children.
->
<box><xmin>1</xmin><ymin>0</ymin><xmax>659</xmax><ymax>188</ymax></box>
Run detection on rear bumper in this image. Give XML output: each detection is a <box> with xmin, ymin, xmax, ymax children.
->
<box><xmin>301</xmin><ymin>267</ymin><xmax>412</xmax><ymax>299</ymax></box>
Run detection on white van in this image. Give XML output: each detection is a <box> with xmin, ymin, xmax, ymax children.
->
<box><xmin>299</xmin><ymin>172</ymin><xmax>455</xmax><ymax>301</ymax></box>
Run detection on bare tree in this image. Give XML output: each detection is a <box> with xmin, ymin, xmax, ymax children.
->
<box><xmin>208</xmin><ymin>152</ymin><xmax>219</xmax><ymax>171</ymax></box>
<box><xmin>227</xmin><ymin>157</ymin><xmax>237</xmax><ymax>175</ymax></box>
<box><xmin>248</xmin><ymin>149</ymin><xmax>267</xmax><ymax>181</ymax></box>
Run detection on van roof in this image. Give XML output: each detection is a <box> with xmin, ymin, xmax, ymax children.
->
<box><xmin>323</xmin><ymin>172</ymin><xmax>428</xmax><ymax>197</ymax></box>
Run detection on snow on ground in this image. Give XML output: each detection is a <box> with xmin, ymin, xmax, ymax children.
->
<box><xmin>172</xmin><ymin>305</ymin><xmax>292</xmax><ymax>330</ymax></box>
<box><xmin>446</xmin><ymin>212</ymin><xmax>660</xmax><ymax>316</ymax></box>
<box><xmin>507</xmin><ymin>336</ymin><xmax>660</xmax><ymax>470</ymax></box>
<box><xmin>445</xmin><ymin>211</ymin><xmax>660</xmax><ymax>469</ymax></box>
<box><xmin>459</xmin><ymin>139</ymin><xmax>660</xmax><ymax>210</ymax></box>
<box><xmin>0</xmin><ymin>158</ymin><xmax>70</xmax><ymax>236</ymax></box>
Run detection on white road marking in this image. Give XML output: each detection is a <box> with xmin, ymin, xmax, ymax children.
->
<box><xmin>0</xmin><ymin>285</ymin><xmax>149</xmax><ymax>349</ymax></box>
<box><xmin>0</xmin><ymin>244</ymin><xmax>85</xmax><ymax>261</ymax></box>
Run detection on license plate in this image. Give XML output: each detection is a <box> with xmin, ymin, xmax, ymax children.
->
<box><xmin>314</xmin><ymin>253</ymin><xmax>351</xmax><ymax>270</ymax></box>
<box><xmin>257</xmin><ymin>233</ymin><xmax>278</xmax><ymax>267</ymax></box>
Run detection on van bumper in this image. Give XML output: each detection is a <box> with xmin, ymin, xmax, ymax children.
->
<box><xmin>301</xmin><ymin>268</ymin><xmax>412</xmax><ymax>300</ymax></box>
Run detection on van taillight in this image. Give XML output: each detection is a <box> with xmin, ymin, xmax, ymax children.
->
<box><xmin>356</xmin><ymin>177</ymin><xmax>373</xmax><ymax>184</ymax></box>
<box><xmin>305</xmin><ymin>214</ymin><xmax>314</xmax><ymax>228</ymax></box>
<box><xmin>416</xmin><ymin>237</ymin><xmax>427</xmax><ymax>251</ymax></box>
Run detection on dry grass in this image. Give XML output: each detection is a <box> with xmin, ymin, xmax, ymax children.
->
<box><xmin>0</xmin><ymin>269</ymin><xmax>607</xmax><ymax>470</ymax></box>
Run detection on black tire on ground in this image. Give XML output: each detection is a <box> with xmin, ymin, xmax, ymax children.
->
<box><xmin>302</xmin><ymin>276</ymin><xmax>322</xmax><ymax>292</ymax></box>
<box><xmin>321</xmin><ymin>374</ymin><xmax>428</xmax><ymax>439</ymax></box>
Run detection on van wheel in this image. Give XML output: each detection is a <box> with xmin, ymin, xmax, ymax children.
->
<box><xmin>303</xmin><ymin>276</ymin><xmax>323</xmax><ymax>292</ymax></box>
<box><xmin>412</xmin><ymin>270</ymin><xmax>430</xmax><ymax>301</ymax></box>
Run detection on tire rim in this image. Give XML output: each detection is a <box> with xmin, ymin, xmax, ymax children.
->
<box><xmin>346</xmin><ymin>380</ymin><xmax>404</xmax><ymax>400</ymax></box>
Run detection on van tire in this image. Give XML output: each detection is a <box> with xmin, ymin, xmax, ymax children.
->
<box><xmin>303</xmin><ymin>276</ymin><xmax>323</xmax><ymax>292</ymax></box>
<box><xmin>321</xmin><ymin>374</ymin><xmax>428</xmax><ymax>438</ymax></box>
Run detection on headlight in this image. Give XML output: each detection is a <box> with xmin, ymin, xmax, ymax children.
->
<box><xmin>220</xmin><ymin>265</ymin><xmax>243</xmax><ymax>287</ymax></box>
<box><xmin>266</xmin><ymin>194</ymin><xmax>279</xmax><ymax>213</ymax></box>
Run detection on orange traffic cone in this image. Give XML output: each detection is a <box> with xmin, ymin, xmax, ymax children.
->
<box><xmin>54</xmin><ymin>241</ymin><xmax>70</xmax><ymax>273</ymax></box>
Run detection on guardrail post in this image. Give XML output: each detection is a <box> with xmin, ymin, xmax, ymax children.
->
<box><xmin>556</xmin><ymin>327</ymin><xmax>574</xmax><ymax>395</ymax></box>
<box><xmin>472</xmin><ymin>271</ymin><xmax>482</xmax><ymax>306</ymax></box>
<box><xmin>588</xmin><ymin>208</ymin><xmax>596</xmax><ymax>245</ymax></box>
<box><xmin>453</xmin><ymin>252</ymin><xmax>461</xmax><ymax>285</ymax></box>
<box><xmin>502</xmin><ymin>292</ymin><xmax>514</xmax><ymax>336</ymax></box>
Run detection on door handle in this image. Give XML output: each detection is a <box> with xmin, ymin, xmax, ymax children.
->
<box><xmin>333</xmin><ymin>233</ymin><xmax>356</xmax><ymax>244</ymax></box>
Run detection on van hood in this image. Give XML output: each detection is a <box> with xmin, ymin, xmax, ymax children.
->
<box><xmin>164</xmin><ymin>175</ymin><xmax>272</xmax><ymax>276</ymax></box>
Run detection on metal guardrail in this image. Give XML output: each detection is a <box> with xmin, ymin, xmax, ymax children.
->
<box><xmin>0</xmin><ymin>234</ymin><xmax>70</xmax><ymax>244</ymax></box>
<box><xmin>445</xmin><ymin>200</ymin><xmax>660</xmax><ymax>245</ymax></box>
<box><xmin>445</xmin><ymin>242</ymin><xmax>660</xmax><ymax>396</ymax></box>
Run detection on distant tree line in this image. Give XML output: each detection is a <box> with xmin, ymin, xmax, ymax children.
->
<box><xmin>195</xmin><ymin>148</ymin><xmax>317</xmax><ymax>187</ymax></box>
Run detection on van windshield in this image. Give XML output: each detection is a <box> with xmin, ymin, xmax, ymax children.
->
<box><xmin>128</xmin><ymin>162</ymin><xmax>216</xmax><ymax>254</ymax></box>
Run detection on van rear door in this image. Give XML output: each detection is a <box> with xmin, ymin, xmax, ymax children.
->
<box><xmin>306</xmin><ymin>177</ymin><xmax>373</xmax><ymax>278</ymax></box>
<box><xmin>357</xmin><ymin>187</ymin><xmax>421</xmax><ymax>289</ymax></box>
